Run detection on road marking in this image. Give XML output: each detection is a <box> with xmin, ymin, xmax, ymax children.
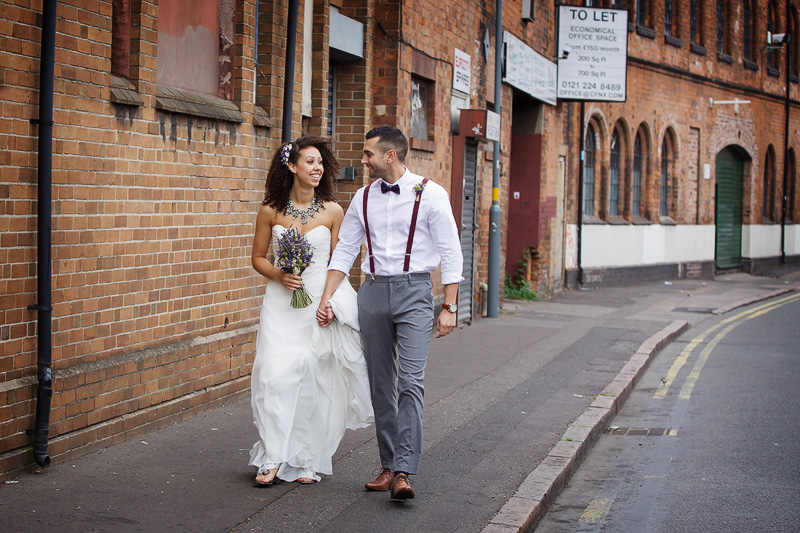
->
<box><xmin>678</xmin><ymin>321</ymin><xmax>736</xmax><ymax>399</ymax></box>
<box><xmin>655</xmin><ymin>292</ymin><xmax>800</xmax><ymax>400</ymax></box>
<box><xmin>679</xmin><ymin>294</ymin><xmax>799</xmax><ymax>399</ymax></box>
<box><xmin>579</xmin><ymin>498</ymin><xmax>612</xmax><ymax>524</ymax></box>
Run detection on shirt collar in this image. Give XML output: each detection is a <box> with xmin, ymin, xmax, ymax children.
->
<box><xmin>378</xmin><ymin>168</ymin><xmax>412</xmax><ymax>190</ymax></box>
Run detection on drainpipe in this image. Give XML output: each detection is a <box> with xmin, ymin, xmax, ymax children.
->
<box><xmin>487</xmin><ymin>0</ymin><xmax>503</xmax><ymax>318</ymax></box>
<box><xmin>780</xmin><ymin>4</ymin><xmax>790</xmax><ymax>265</ymax></box>
<box><xmin>26</xmin><ymin>0</ymin><xmax>57</xmax><ymax>469</ymax></box>
<box><xmin>577</xmin><ymin>101</ymin><xmax>585</xmax><ymax>286</ymax></box>
<box><xmin>281</xmin><ymin>0</ymin><xmax>299</xmax><ymax>143</ymax></box>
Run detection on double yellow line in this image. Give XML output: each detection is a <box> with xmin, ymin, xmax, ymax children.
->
<box><xmin>654</xmin><ymin>291</ymin><xmax>800</xmax><ymax>401</ymax></box>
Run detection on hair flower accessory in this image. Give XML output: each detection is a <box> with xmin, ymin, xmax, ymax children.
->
<box><xmin>413</xmin><ymin>181</ymin><xmax>426</xmax><ymax>202</ymax></box>
<box><xmin>280</xmin><ymin>143</ymin><xmax>293</xmax><ymax>166</ymax></box>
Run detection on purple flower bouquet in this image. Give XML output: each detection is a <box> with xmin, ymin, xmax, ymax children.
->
<box><xmin>274</xmin><ymin>227</ymin><xmax>314</xmax><ymax>308</ymax></box>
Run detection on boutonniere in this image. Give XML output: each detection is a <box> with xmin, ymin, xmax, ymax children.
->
<box><xmin>413</xmin><ymin>181</ymin><xmax>426</xmax><ymax>202</ymax></box>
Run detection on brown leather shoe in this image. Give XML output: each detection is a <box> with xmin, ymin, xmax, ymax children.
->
<box><xmin>364</xmin><ymin>468</ymin><xmax>394</xmax><ymax>491</ymax></box>
<box><xmin>390</xmin><ymin>473</ymin><xmax>415</xmax><ymax>500</ymax></box>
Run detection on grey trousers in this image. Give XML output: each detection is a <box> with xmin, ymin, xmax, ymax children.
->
<box><xmin>357</xmin><ymin>273</ymin><xmax>434</xmax><ymax>475</ymax></box>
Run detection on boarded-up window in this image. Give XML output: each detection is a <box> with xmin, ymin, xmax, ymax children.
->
<box><xmin>410</xmin><ymin>77</ymin><xmax>431</xmax><ymax>140</ymax></box>
<box><xmin>157</xmin><ymin>0</ymin><xmax>221</xmax><ymax>96</ymax></box>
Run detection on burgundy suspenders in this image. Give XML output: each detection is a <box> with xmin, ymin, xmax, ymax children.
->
<box><xmin>362</xmin><ymin>182</ymin><xmax>377</xmax><ymax>279</ymax></box>
<box><xmin>362</xmin><ymin>178</ymin><xmax>429</xmax><ymax>279</ymax></box>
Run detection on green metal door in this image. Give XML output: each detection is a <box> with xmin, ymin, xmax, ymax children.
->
<box><xmin>715</xmin><ymin>147</ymin><xmax>744</xmax><ymax>269</ymax></box>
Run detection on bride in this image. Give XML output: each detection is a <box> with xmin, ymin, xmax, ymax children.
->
<box><xmin>249</xmin><ymin>136</ymin><xmax>373</xmax><ymax>485</ymax></box>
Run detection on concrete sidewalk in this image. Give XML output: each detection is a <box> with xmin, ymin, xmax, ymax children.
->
<box><xmin>2</xmin><ymin>270</ymin><xmax>798</xmax><ymax>533</ymax></box>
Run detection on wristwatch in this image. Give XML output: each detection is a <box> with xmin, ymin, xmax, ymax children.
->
<box><xmin>442</xmin><ymin>303</ymin><xmax>458</xmax><ymax>313</ymax></box>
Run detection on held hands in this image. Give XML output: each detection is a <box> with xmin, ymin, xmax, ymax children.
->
<box><xmin>436</xmin><ymin>309</ymin><xmax>456</xmax><ymax>338</ymax></box>
<box><xmin>316</xmin><ymin>300</ymin><xmax>335</xmax><ymax>327</ymax></box>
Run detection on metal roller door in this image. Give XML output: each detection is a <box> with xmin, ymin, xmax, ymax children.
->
<box><xmin>457</xmin><ymin>139</ymin><xmax>478</xmax><ymax>325</ymax></box>
<box><xmin>714</xmin><ymin>147</ymin><xmax>744</xmax><ymax>270</ymax></box>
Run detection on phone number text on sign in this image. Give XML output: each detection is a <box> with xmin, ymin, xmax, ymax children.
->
<box><xmin>557</xmin><ymin>7</ymin><xmax>628</xmax><ymax>102</ymax></box>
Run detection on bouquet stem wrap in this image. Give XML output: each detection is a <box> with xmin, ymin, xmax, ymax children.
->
<box><xmin>289</xmin><ymin>267</ymin><xmax>312</xmax><ymax>308</ymax></box>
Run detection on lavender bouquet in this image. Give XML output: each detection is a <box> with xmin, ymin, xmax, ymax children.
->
<box><xmin>274</xmin><ymin>227</ymin><xmax>314</xmax><ymax>308</ymax></box>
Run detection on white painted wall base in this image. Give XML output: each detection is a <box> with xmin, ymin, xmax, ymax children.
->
<box><xmin>742</xmin><ymin>224</ymin><xmax>799</xmax><ymax>257</ymax></box>
<box><xmin>565</xmin><ymin>224</ymin><xmax>715</xmax><ymax>270</ymax></box>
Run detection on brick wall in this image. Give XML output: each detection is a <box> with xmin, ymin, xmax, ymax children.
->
<box><xmin>0</xmin><ymin>0</ymin><xmax>281</xmax><ymax>478</ymax></box>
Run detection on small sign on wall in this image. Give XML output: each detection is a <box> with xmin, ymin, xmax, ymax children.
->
<box><xmin>454</xmin><ymin>48</ymin><xmax>471</xmax><ymax>95</ymax></box>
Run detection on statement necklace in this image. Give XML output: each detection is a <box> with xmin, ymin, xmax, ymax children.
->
<box><xmin>285</xmin><ymin>197</ymin><xmax>324</xmax><ymax>224</ymax></box>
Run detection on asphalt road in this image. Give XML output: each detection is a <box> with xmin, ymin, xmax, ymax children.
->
<box><xmin>535</xmin><ymin>292</ymin><xmax>800</xmax><ymax>532</ymax></box>
<box><xmin>2</xmin><ymin>273</ymin><xmax>797</xmax><ymax>533</ymax></box>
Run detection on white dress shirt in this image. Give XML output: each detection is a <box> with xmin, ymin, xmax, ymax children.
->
<box><xmin>329</xmin><ymin>169</ymin><xmax>464</xmax><ymax>285</ymax></box>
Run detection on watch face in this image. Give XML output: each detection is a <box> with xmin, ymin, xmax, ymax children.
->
<box><xmin>445</xmin><ymin>303</ymin><xmax>458</xmax><ymax>312</ymax></box>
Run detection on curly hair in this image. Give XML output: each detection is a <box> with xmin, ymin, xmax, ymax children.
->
<box><xmin>262</xmin><ymin>136</ymin><xmax>341</xmax><ymax>209</ymax></box>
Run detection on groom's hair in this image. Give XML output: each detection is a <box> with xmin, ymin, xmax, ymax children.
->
<box><xmin>366</xmin><ymin>126</ymin><xmax>408</xmax><ymax>163</ymax></box>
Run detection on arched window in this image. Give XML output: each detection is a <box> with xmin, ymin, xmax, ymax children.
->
<box><xmin>716</xmin><ymin>0</ymin><xmax>730</xmax><ymax>56</ymax></box>
<box><xmin>633</xmin><ymin>132</ymin><xmax>643</xmax><ymax>217</ymax></box>
<box><xmin>743</xmin><ymin>0</ymin><xmax>755</xmax><ymax>63</ymax></box>
<box><xmin>610</xmin><ymin>130</ymin><xmax>621</xmax><ymax>216</ymax></box>
<box><xmin>665</xmin><ymin>0</ymin><xmax>679</xmax><ymax>38</ymax></box>
<box><xmin>763</xmin><ymin>147</ymin><xmax>777</xmax><ymax>221</ymax></box>
<box><xmin>636</xmin><ymin>0</ymin><xmax>652</xmax><ymax>29</ymax></box>
<box><xmin>660</xmin><ymin>136</ymin><xmax>671</xmax><ymax>217</ymax></box>
<box><xmin>768</xmin><ymin>0</ymin><xmax>781</xmax><ymax>72</ymax></box>
<box><xmin>690</xmin><ymin>0</ymin><xmax>704</xmax><ymax>47</ymax></box>
<box><xmin>584</xmin><ymin>124</ymin><xmax>597</xmax><ymax>217</ymax></box>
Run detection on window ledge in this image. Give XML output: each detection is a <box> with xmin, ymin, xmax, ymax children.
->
<box><xmin>744</xmin><ymin>60</ymin><xmax>759</xmax><ymax>71</ymax></box>
<box><xmin>156</xmin><ymin>85</ymin><xmax>244</xmax><ymax>123</ymax></box>
<box><xmin>410</xmin><ymin>137</ymin><xmax>436</xmax><ymax>152</ymax></box>
<box><xmin>607</xmin><ymin>215</ymin><xmax>629</xmax><ymax>225</ymax></box>
<box><xmin>659</xmin><ymin>216</ymin><xmax>677</xmax><ymax>226</ymax></box>
<box><xmin>636</xmin><ymin>25</ymin><xmax>656</xmax><ymax>39</ymax></box>
<box><xmin>582</xmin><ymin>215</ymin><xmax>605</xmax><ymax>225</ymax></box>
<box><xmin>791</xmin><ymin>74</ymin><xmax>800</xmax><ymax>84</ymax></box>
<box><xmin>665</xmin><ymin>35</ymin><xmax>682</xmax><ymax>48</ymax></box>
<box><xmin>768</xmin><ymin>66</ymin><xmax>781</xmax><ymax>77</ymax></box>
<box><xmin>717</xmin><ymin>52</ymin><xmax>733</xmax><ymax>64</ymax></box>
<box><xmin>109</xmin><ymin>75</ymin><xmax>143</xmax><ymax>107</ymax></box>
<box><xmin>252</xmin><ymin>106</ymin><xmax>274</xmax><ymax>128</ymax></box>
<box><xmin>690</xmin><ymin>43</ymin><xmax>707</xmax><ymax>56</ymax></box>
<box><xmin>631</xmin><ymin>215</ymin><xmax>652</xmax><ymax>225</ymax></box>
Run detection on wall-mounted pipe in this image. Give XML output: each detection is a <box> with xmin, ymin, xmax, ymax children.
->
<box><xmin>26</xmin><ymin>0</ymin><xmax>57</xmax><ymax>469</ymax></box>
<box><xmin>281</xmin><ymin>0</ymin><xmax>299</xmax><ymax>143</ymax></box>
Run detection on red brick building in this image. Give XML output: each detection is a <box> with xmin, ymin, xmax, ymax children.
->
<box><xmin>2</xmin><ymin>0</ymin><xmax>799</xmax><ymax>477</ymax></box>
<box><xmin>559</xmin><ymin>0</ymin><xmax>800</xmax><ymax>287</ymax></box>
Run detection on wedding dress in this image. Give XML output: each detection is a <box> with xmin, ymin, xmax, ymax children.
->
<box><xmin>249</xmin><ymin>224</ymin><xmax>374</xmax><ymax>482</ymax></box>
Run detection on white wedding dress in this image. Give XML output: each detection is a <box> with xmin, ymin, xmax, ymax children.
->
<box><xmin>249</xmin><ymin>224</ymin><xmax>374</xmax><ymax>482</ymax></box>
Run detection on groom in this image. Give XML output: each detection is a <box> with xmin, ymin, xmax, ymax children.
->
<box><xmin>317</xmin><ymin>126</ymin><xmax>463</xmax><ymax>500</ymax></box>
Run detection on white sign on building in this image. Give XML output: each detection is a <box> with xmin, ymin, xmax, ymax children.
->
<box><xmin>503</xmin><ymin>31</ymin><xmax>557</xmax><ymax>106</ymax></box>
<box><xmin>557</xmin><ymin>6</ymin><xmax>628</xmax><ymax>102</ymax></box>
<box><xmin>453</xmin><ymin>48</ymin><xmax>471</xmax><ymax>95</ymax></box>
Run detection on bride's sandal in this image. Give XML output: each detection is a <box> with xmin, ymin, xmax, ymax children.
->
<box><xmin>255</xmin><ymin>468</ymin><xmax>280</xmax><ymax>486</ymax></box>
<box><xmin>296</xmin><ymin>477</ymin><xmax>317</xmax><ymax>484</ymax></box>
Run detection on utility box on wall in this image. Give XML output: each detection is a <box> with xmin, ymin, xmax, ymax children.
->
<box><xmin>458</xmin><ymin>109</ymin><xmax>500</xmax><ymax>142</ymax></box>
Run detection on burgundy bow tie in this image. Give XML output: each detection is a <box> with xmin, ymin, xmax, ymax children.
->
<box><xmin>381</xmin><ymin>182</ymin><xmax>400</xmax><ymax>194</ymax></box>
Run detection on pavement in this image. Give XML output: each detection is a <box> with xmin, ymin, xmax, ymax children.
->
<box><xmin>2</xmin><ymin>266</ymin><xmax>799</xmax><ymax>533</ymax></box>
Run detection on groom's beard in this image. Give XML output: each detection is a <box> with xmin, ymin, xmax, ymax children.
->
<box><xmin>367</xmin><ymin>164</ymin><xmax>388</xmax><ymax>181</ymax></box>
